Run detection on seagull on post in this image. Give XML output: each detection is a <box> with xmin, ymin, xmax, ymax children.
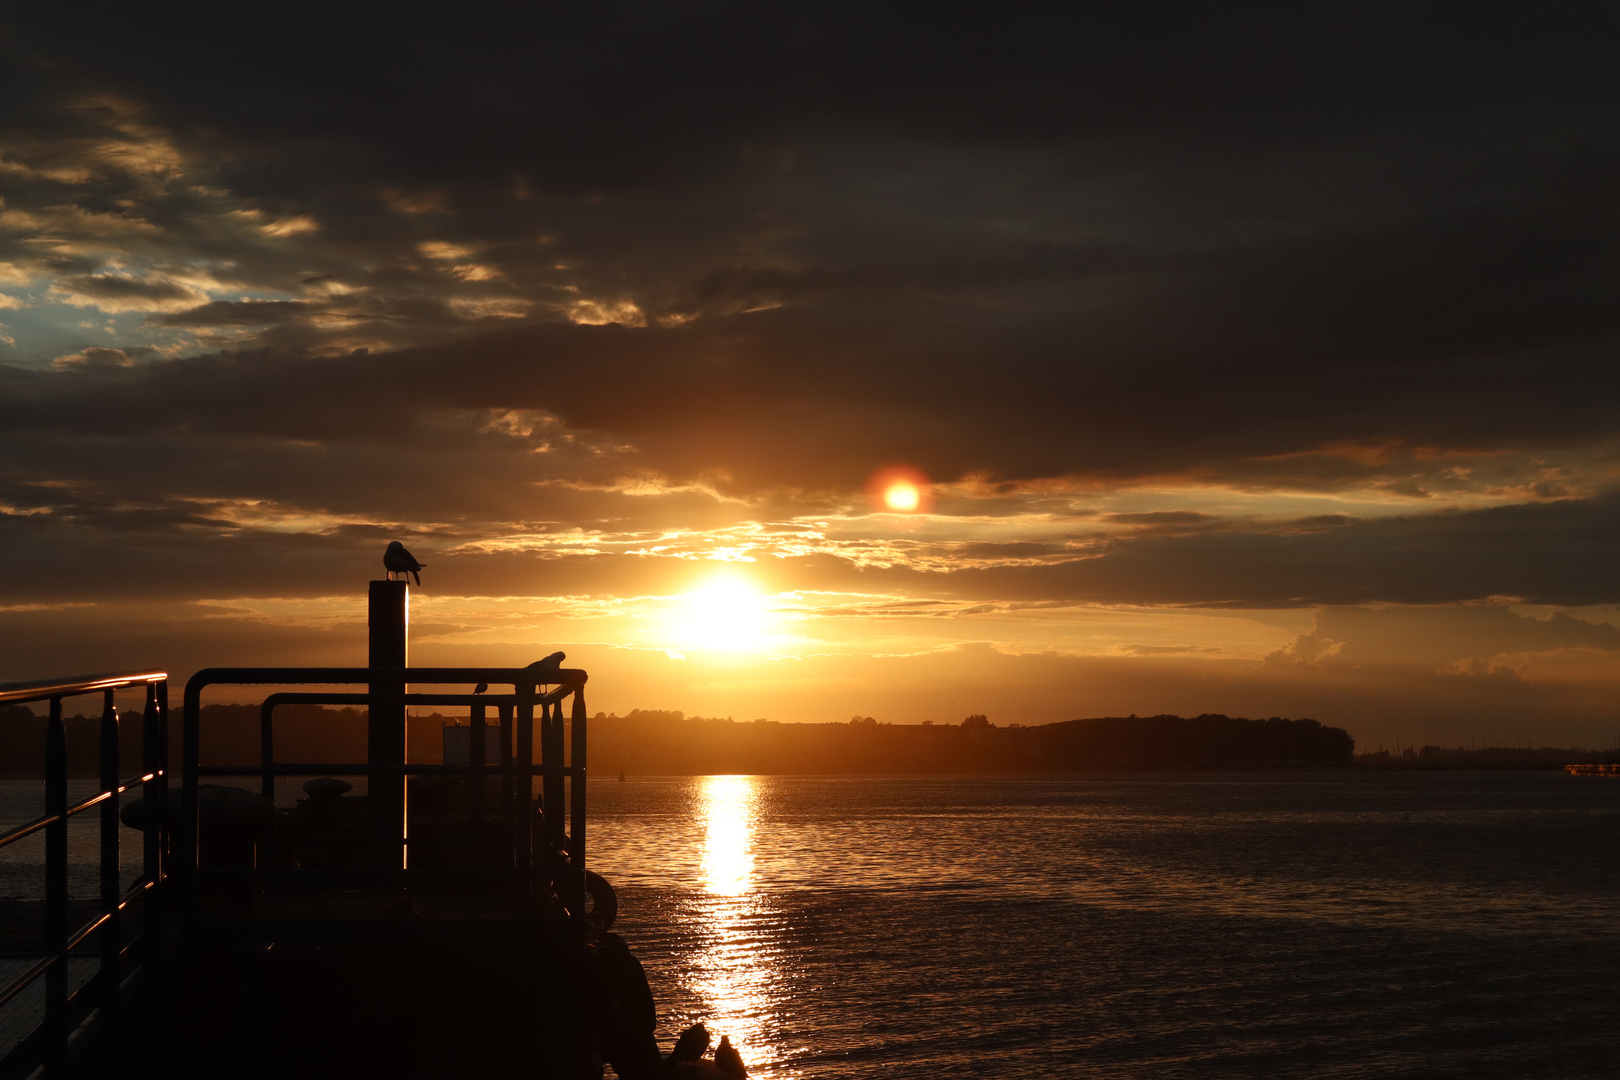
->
<box><xmin>383</xmin><ymin>541</ymin><xmax>425</xmax><ymax>585</ymax></box>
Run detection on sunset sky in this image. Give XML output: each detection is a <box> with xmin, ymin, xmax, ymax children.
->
<box><xmin>2</xmin><ymin>4</ymin><xmax>1619</xmax><ymax>748</ymax></box>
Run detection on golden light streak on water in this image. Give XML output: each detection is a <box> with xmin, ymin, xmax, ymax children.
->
<box><xmin>701</xmin><ymin>775</ymin><xmax>756</xmax><ymax>896</ymax></box>
<box><xmin>690</xmin><ymin>775</ymin><xmax>788</xmax><ymax>1073</ymax></box>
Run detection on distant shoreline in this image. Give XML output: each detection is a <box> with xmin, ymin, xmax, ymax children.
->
<box><xmin>2</xmin><ymin>701</ymin><xmax>1610</xmax><ymax>778</ymax></box>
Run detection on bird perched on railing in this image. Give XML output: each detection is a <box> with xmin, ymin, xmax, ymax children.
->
<box><xmin>529</xmin><ymin>651</ymin><xmax>566</xmax><ymax>675</ymax></box>
<box><xmin>383</xmin><ymin>541</ymin><xmax>425</xmax><ymax>585</ymax></box>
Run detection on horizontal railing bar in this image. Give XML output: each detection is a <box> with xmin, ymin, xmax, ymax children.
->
<box><xmin>0</xmin><ymin>810</ymin><xmax>56</xmax><ymax>850</ymax></box>
<box><xmin>0</xmin><ymin>771</ymin><xmax>165</xmax><ymax>850</ymax></box>
<box><xmin>194</xmin><ymin>763</ymin><xmax>581</xmax><ymax>777</ymax></box>
<box><xmin>66</xmin><ymin>878</ymin><xmax>156</xmax><ymax>952</ymax></box>
<box><xmin>261</xmin><ymin>686</ymin><xmax>576</xmax><ymax>708</ymax></box>
<box><xmin>66</xmin><ymin>913</ymin><xmax>110</xmax><ymax>954</ymax></box>
<box><xmin>267</xmin><ymin>689</ymin><xmax>583</xmax><ymax>712</ymax></box>
<box><xmin>277</xmin><ymin>836</ymin><xmax>567</xmax><ymax>847</ymax></box>
<box><xmin>61</xmin><ymin>770</ymin><xmax>163</xmax><ymax>820</ymax></box>
<box><xmin>0</xmin><ymin>670</ymin><xmax>167</xmax><ymax>704</ymax></box>
<box><xmin>193</xmin><ymin>866</ymin><xmax>577</xmax><ymax>880</ymax></box>
<box><xmin>0</xmin><ymin>952</ymin><xmax>58</xmax><ymax>1012</ymax></box>
<box><xmin>190</xmin><ymin>666</ymin><xmax>587</xmax><ymax>689</ymax></box>
<box><xmin>267</xmin><ymin>692</ymin><xmax>523</xmax><ymax>706</ymax></box>
<box><xmin>0</xmin><ymin>878</ymin><xmax>158</xmax><ymax>1012</ymax></box>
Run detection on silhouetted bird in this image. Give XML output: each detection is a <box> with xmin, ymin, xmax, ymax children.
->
<box><xmin>668</xmin><ymin>1023</ymin><xmax>710</xmax><ymax>1065</ymax></box>
<box><xmin>474</xmin><ymin>682</ymin><xmax>488</xmax><ymax>695</ymax></box>
<box><xmin>383</xmin><ymin>541</ymin><xmax>425</xmax><ymax>585</ymax></box>
<box><xmin>714</xmin><ymin>1036</ymin><xmax>746</xmax><ymax>1078</ymax></box>
<box><xmin>528</xmin><ymin>651</ymin><xmax>566</xmax><ymax>674</ymax></box>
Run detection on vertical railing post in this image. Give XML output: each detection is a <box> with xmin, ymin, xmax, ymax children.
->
<box><xmin>497</xmin><ymin>702</ymin><xmax>514</xmax><ymax>873</ymax></box>
<box><xmin>368</xmin><ymin>581</ymin><xmax>408</xmax><ymax>869</ymax></box>
<box><xmin>142</xmin><ymin>681</ymin><xmax>163</xmax><ymax>963</ymax></box>
<box><xmin>568</xmin><ymin>686</ymin><xmax>588</xmax><ymax>930</ymax></box>
<box><xmin>181</xmin><ymin>682</ymin><xmax>201</xmax><ymax>934</ymax></box>
<box><xmin>100</xmin><ymin>689</ymin><xmax>120</xmax><ymax>1019</ymax></box>
<box><xmin>155</xmin><ymin>679</ymin><xmax>169</xmax><ymax>944</ymax></box>
<box><xmin>542</xmin><ymin>698</ymin><xmax>565</xmax><ymax>852</ymax></box>
<box><xmin>469</xmin><ymin>701</ymin><xmax>486</xmax><ymax>824</ymax></box>
<box><xmin>569</xmin><ymin>687</ymin><xmax>587</xmax><ymax>866</ymax></box>
<box><xmin>258</xmin><ymin>699</ymin><xmax>276</xmax><ymax>802</ymax></box>
<box><xmin>44</xmin><ymin>697</ymin><xmax>67</xmax><ymax>1075</ymax></box>
<box><xmin>515</xmin><ymin>682</ymin><xmax>535</xmax><ymax>918</ymax></box>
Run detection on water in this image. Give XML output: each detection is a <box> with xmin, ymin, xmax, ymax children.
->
<box><xmin>0</xmin><ymin>772</ymin><xmax>1614</xmax><ymax>1076</ymax></box>
<box><xmin>588</xmin><ymin>773</ymin><xmax>1620</xmax><ymax>1078</ymax></box>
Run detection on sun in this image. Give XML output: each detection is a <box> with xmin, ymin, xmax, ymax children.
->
<box><xmin>884</xmin><ymin>480</ymin><xmax>921</xmax><ymax>511</ymax></box>
<box><xmin>672</xmin><ymin>575</ymin><xmax>771</xmax><ymax>652</ymax></box>
<box><xmin>867</xmin><ymin>465</ymin><xmax>932</xmax><ymax>513</ymax></box>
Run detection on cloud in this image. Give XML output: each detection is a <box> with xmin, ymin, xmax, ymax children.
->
<box><xmin>259</xmin><ymin>216</ymin><xmax>318</xmax><ymax>238</ymax></box>
<box><xmin>50</xmin><ymin>345</ymin><xmax>152</xmax><ymax>369</ymax></box>
<box><xmin>1269</xmin><ymin>605</ymin><xmax>1620</xmax><ymax>672</ymax></box>
<box><xmin>52</xmin><ymin>272</ymin><xmax>206</xmax><ymax>312</ymax></box>
<box><xmin>149</xmin><ymin>300</ymin><xmax>312</xmax><ymax>327</ymax></box>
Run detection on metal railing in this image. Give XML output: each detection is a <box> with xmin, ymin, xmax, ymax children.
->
<box><xmin>0</xmin><ymin>670</ymin><xmax>169</xmax><ymax>1079</ymax></box>
<box><xmin>181</xmin><ymin>667</ymin><xmax>589</xmax><ymax>936</ymax></box>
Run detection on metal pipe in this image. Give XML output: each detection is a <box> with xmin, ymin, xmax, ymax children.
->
<box><xmin>470</xmin><ymin>701</ymin><xmax>486</xmax><ymax>823</ymax></box>
<box><xmin>99</xmin><ymin>688</ymin><xmax>120</xmax><ymax>1018</ymax></box>
<box><xmin>192</xmin><ymin>763</ymin><xmax>581</xmax><ymax>777</ymax></box>
<box><xmin>153</xmin><ymin>678</ymin><xmax>169</xmax><ymax>959</ymax></box>
<box><xmin>569</xmin><ymin>687</ymin><xmax>588</xmax><ymax>931</ymax></box>
<box><xmin>186</xmin><ymin>665</ymin><xmax>588</xmax><ymax>688</ymax></box>
<box><xmin>570</xmin><ymin>688</ymin><xmax>587</xmax><ymax>856</ymax></box>
<box><xmin>0</xmin><ymin>669</ymin><xmax>167</xmax><ymax>705</ymax></box>
<box><xmin>515</xmin><ymin>681</ymin><xmax>535</xmax><ymax>918</ymax></box>
<box><xmin>499</xmin><ymin>703</ymin><xmax>514</xmax><ymax>865</ymax></box>
<box><xmin>189</xmin><ymin>865</ymin><xmax>576</xmax><ymax>881</ymax></box>
<box><xmin>44</xmin><ymin>698</ymin><xmax>66</xmax><ymax>1075</ymax></box>
<box><xmin>182</xmin><ymin>678</ymin><xmax>201</xmax><ymax>933</ymax></box>
<box><xmin>258</xmin><ymin>697</ymin><xmax>276</xmax><ymax>801</ymax></box>
<box><xmin>543</xmin><ymin>700</ymin><xmax>565</xmax><ymax>851</ymax></box>
<box><xmin>142</xmin><ymin>681</ymin><xmax>163</xmax><ymax>966</ymax></box>
<box><xmin>257</xmin><ymin>689</ymin><xmax>580</xmax><ymax>708</ymax></box>
<box><xmin>0</xmin><ymin>953</ymin><xmax>59</xmax><ymax>1013</ymax></box>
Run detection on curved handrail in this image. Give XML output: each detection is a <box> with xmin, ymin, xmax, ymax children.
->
<box><xmin>0</xmin><ymin>669</ymin><xmax>167</xmax><ymax>704</ymax></box>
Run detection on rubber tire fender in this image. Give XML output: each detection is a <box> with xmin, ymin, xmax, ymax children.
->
<box><xmin>585</xmin><ymin>869</ymin><xmax>618</xmax><ymax>931</ymax></box>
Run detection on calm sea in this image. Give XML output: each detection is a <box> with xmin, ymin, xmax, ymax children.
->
<box><xmin>589</xmin><ymin>773</ymin><xmax>1620</xmax><ymax>1079</ymax></box>
<box><xmin>1</xmin><ymin>772</ymin><xmax>1616</xmax><ymax>1077</ymax></box>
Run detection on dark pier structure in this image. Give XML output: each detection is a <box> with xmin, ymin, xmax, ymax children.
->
<box><xmin>0</xmin><ymin>580</ymin><xmax>661</xmax><ymax>1079</ymax></box>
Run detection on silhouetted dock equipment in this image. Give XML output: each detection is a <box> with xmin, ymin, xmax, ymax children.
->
<box><xmin>1565</xmin><ymin>763</ymin><xmax>1620</xmax><ymax>775</ymax></box>
<box><xmin>180</xmin><ymin>662</ymin><xmax>592</xmax><ymax>936</ymax></box>
<box><xmin>0</xmin><ymin>582</ymin><xmax>659</xmax><ymax>1079</ymax></box>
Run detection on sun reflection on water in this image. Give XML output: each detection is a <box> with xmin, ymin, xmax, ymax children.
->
<box><xmin>702</xmin><ymin>775</ymin><xmax>757</xmax><ymax>896</ymax></box>
<box><xmin>689</xmin><ymin>775</ymin><xmax>788</xmax><ymax>1074</ymax></box>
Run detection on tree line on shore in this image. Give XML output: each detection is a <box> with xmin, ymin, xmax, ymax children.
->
<box><xmin>0</xmin><ymin>702</ymin><xmax>1365</xmax><ymax>777</ymax></box>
